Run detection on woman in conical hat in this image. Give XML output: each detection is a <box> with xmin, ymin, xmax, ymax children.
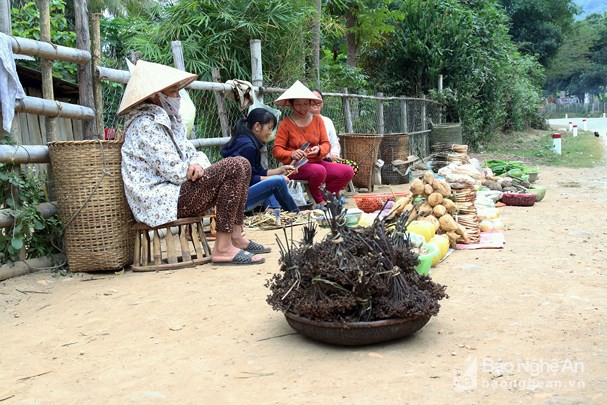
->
<box><xmin>119</xmin><ymin>60</ymin><xmax>269</xmax><ymax>265</ymax></box>
<box><xmin>272</xmin><ymin>81</ymin><xmax>354</xmax><ymax>209</ymax></box>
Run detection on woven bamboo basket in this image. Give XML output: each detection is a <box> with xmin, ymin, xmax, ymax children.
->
<box><xmin>379</xmin><ymin>133</ymin><xmax>410</xmax><ymax>185</ymax></box>
<box><xmin>430</xmin><ymin>123</ymin><xmax>462</xmax><ymax>147</ymax></box>
<box><xmin>48</xmin><ymin>140</ymin><xmax>135</xmax><ymax>272</ymax></box>
<box><xmin>340</xmin><ymin>133</ymin><xmax>384</xmax><ymax>191</ymax></box>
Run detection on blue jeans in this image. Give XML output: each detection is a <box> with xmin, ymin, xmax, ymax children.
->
<box><xmin>245</xmin><ymin>176</ymin><xmax>300</xmax><ymax>213</ymax></box>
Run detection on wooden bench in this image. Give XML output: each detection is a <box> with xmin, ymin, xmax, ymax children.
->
<box><xmin>132</xmin><ymin>217</ymin><xmax>212</xmax><ymax>272</ymax></box>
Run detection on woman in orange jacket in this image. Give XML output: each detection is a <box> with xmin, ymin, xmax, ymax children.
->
<box><xmin>272</xmin><ymin>81</ymin><xmax>355</xmax><ymax>208</ymax></box>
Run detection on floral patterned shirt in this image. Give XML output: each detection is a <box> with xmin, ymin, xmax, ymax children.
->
<box><xmin>121</xmin><ymin>103</ymin><xmax>211</xmax><ymax>227</ymax></box>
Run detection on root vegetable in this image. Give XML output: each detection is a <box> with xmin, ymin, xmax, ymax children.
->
<box><xmin>423</xmin><ymin>172</ymin><xmax>435</xmax><ymax>185</ymax></box>
<box><xmin>418</xmin><ymin>202</ymin><xmax>433</xmax><ymax>216</ymax></box>
<box><xmin>428</xmin><ymin>192</ymin><xmax>444</xmax><ymax>207</ymax></box>
<box><xmin>432</xmin><ymin>179</ymin><xmax>452</xmax><ymax>197</ymax></box>
<box><xmin>439</xmin><ymin>214</ymin><xmax>458</xmax><ymax>232</ymax></box>
<box><xmin>442</xmin><ymin>198</ymin><xmax>456</xmax><ymax>213</ymax></box>
<box><xmin>423</xmin><ymin>215</ymin><xmax>440</xmax><ymax>232</ymax></box>
<box><xmin>410</xmin><ymin>178</ymin><xmax>424</xmax><ymax>195</ymax></box>
<box><xmin>433</xmin><ymin>204</ymin><xmax>447</xmax><ymax>217</ymax></box>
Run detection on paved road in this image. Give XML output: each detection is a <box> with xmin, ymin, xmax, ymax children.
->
<box><xmin>549</xmin><ymin>117</ymin><xmax>607</xmax><ymax>150</ymax></box>
<box><xmin>549</xmin><ymin>117</ymin><xmax>607</xmax><ymax>135</ymax></box>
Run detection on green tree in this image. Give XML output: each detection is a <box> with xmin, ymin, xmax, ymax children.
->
<box><xmin>361</xmin><ymin>0</ymin><xmax>544</xmax><ymax>146</ymax></box>
<box><xmin>87</xmin><ymin>0</ymin><xmax>159</xmax><ymax>16</ymax></box>
<box><xmin>324</xmin><ymin>0</ymin><xmax>403</xmax><ymax>68</ymax></box>
<box><xmin>499</xmin><ymin>0</ymin><xmax>579</xmax><ymax>66</ymax></box>
<box><xmin>118</xmin><ymin>0</ymin><xmax>311</xmax><ymax>86</ymax></box>
<box><xmin>11</xmin><ymin>0</ymin><xmax>77</xmax><ymax>80</ymax></box>
<box><xmin>545</xmin><ymin>13</ymin><xmax>607</xmax><ymax>98</ymax></box>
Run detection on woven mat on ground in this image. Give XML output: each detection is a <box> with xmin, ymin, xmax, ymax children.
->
<box><xmin>456</xmin><ymin>231</ymin><xmax>505</xmax><ymax>250</ymax></box>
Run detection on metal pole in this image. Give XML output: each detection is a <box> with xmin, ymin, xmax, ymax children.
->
<box><xmin>250</xmin><ymin>39</ymin><xmax>263</xmax><ymax>102</ymax></box>
<box><xmin>376</xmin><ymin>92</ymin><xmax>384</xmax><ymax>135</ymax></box>
<box><xmin>0</xmin><ymin>0</ymin><xmax>11</xmax><ymax>34</ymax></box>
<box><xmin>400</xmin><ymin>99</ymin><xmax>408</xmax><ymax>133</ymax></box>
<box><xmin>421</xmin><ymin>96</ymin><xmax>427</xmax><ymax>131</ymax></box>
<box><xmin>342</xmin><ymin>88</ymin><xmax>353</xmax><ymax>133</ymax></box>
<box><xmin>171</xmin><ymin>41</ymin><xmax>186</xmax><ymax>70</ymax></box>
<box><xmin>438</xmin><ymin>74</ymin><xmax>444</xmax><ymax>124</ymax></box>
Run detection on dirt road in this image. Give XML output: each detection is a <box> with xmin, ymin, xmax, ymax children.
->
<box><xmin>1</xmin><ymin>163</ymin><xmax>606</xmax><ymax>403</ymax></box>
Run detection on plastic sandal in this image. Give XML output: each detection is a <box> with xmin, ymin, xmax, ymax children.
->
<box><xmin>244</xmin><ymin>240</ymin><xmax>272</xmax><ymax>254</ymax></box>
<box><xmin>212</xmin><ymin>249</ymin><xmax>265</xmax><ymax>266</ymax></box>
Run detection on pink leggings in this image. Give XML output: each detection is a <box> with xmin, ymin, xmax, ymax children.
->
<box><xmin>289</xmin><ymin>160</ymin><xmax>355</xmax><ymax>203</ymax></box>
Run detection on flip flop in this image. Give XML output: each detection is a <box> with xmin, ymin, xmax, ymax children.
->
<box><xmin>244</xmin><ymin>240</ymin><xmax>272</xmax><ymax>254</ymax></box>
<box><xmin>212</xmin><ymin>249</ymin><xmax>265</xmax><ymax>266</ymax></box>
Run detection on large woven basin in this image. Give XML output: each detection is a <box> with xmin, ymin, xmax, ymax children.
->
<box><xmin>284</xmin><ymin>312</ymin><xmax>431</xmax><ymax>346</ymax></box>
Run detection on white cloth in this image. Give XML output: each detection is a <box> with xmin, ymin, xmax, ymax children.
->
<box><xmin>121</xmin><ymin>104</ymin><xmax>211</xmax><ymax>227</ymax></box>
<box><xmin>321</xmin><ymin>115</ymin><xmax>340</xmax><ymax>157</ymax></box>
<box><xmin>0</xmin><ymin>33</ymin><xmax>26</xmax><ymax>133</ymax></box>
<box><xmin>225</xmin><ymin>79</ymin><xmax>255</xmax><ymax>111</ymax></box>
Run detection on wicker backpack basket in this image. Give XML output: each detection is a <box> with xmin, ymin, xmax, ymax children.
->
<box><xmin>48</xmin><ymin>140</ymin><xmax>135</xmax><ymax>272</ymax></box>
<box><xmin>379</xmin><ymin>133</ymin><xmax>410</xmax><ymax>184</ymax></box>
<box><xmin>340</xmin><ymin>133</ymin><xmax>384</xmax><ymax>191</ymax></box>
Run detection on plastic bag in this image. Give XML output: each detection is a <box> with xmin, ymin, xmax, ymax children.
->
<box><xmin>179</xmin><ymin>89</ymin><xmax>196</xmax><ymax>138</ymax></box>
<box><xmin>288</xmin><ymin>181</ymin><xmax>308</xmax><ymax>207</ymax></box>
<box><xmin>248</xmin><ymin>95</ymin><xmax>282</xmax><ymax>143</ymax></box>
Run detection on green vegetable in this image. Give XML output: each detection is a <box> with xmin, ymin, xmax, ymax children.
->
<box><xmin>507</xmin><ymin>168</ymin><xmax>524</xmax><ymax>178</ymax></box>
<box><xmin>485</xmin><ymin>160</ymin><xmax>528</xmax><ymax>176</ymax></box>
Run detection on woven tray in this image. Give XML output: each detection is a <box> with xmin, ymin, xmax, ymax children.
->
<box><xmin>500</xmin><ymin>192</ymin><xmax>536</xmax><ymax>207</ymax></box>
<box><xmin>284</xmin><ymin>312</ymin><xmax>431</xmax><ymax>346</ymax></box>
<box><xmin>340</xmin><ymin>133</ymin><xmax>384</xmax><ymax>191</ymax></box>
<box><xmin>48</xmin><ymin>140</ymin><xmax>135</xmax><ymax>272</ymax></box>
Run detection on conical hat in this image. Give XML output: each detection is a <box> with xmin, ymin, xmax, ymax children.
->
<box><xmin>117</xmin><ymin>60</ymin><xmax>198</xmax><ymax>116</ymax></box>
<box><xmin>274</xmin><ymin>80</ymin><xmax>321</xmax><ymax>107</ymax></box>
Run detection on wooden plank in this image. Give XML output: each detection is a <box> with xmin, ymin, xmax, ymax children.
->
<box><xmin>153</xmin><ymin>230</ymin><xmax>161</xmax><ymax>265</ymax></box>
<box><xmin>191</xmin><ymin>222</ymin><xmax>205</xmax><ymax>259</ymax></box>
<box><xmin>179</xmin><ymin>225</ymin><xmax>191</xmax><ymax>262</ymax></box>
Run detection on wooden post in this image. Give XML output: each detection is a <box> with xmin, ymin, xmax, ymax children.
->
<box><xmin>375</xmin><ymin>92</ymin><xmax>384</xmax><ymax>135</ymax></box>
<box><xmin>0</xmin><ymin>0</ymin><xmax>11</xmax><ymax>34</ymax></box>
<box><xmin>211</xmin><ymin>68</ymin><xmax>231</xmax><ymax>138</ymax></box>
<box><xmin>74</xmin><ymin>0</ymin><xmax>97</xmax><ymax>139</ymax></box>
<box><xmin>37</xmin><ymin>0</ymin><xmax>56</xmax><ymax>142</ymax></box>
<box><xmin>342</xmin><ymin>88</ymin><xmax>353</xmax><ymax>133</ymax></box>
<box><xmin>91</xmin><ymin>13</ymin><xmax>104</xmax><ymax>138</ymax></box>
<box><xmin>250</xmin><ymin>39</ymin><xmax>263</xmax><ymax>102</ymax></box>
<box><xmin>400</xmin><ymin>99</ymin><xmax>408</xmax><ymax>133</ymax></box>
